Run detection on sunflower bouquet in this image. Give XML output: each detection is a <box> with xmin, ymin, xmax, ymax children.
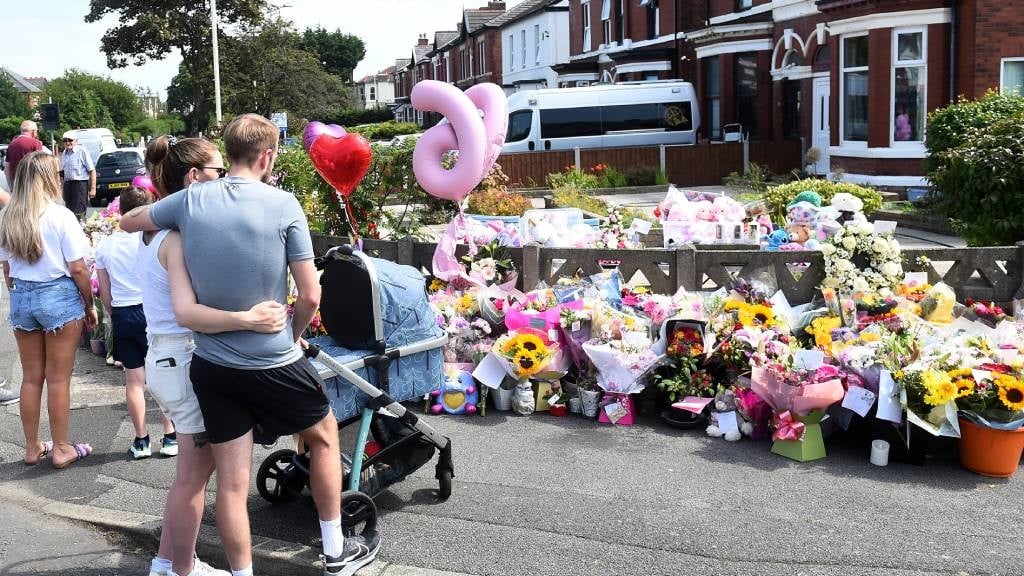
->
<box><xmin>894</xmin><ymin>366</ymin><xmax>962</xmax><ymax>437</ymax></box>
<box><xmin>493</xmin><ymin>330</ymin><xmax>560</xmax><ymax>380</ymax></box>
<box><xmin>955</xmin><ymin>369</ymin><xmax>1024</xmax><ymax>430</ymax></box>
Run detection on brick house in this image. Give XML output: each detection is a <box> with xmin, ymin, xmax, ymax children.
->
<box><xmin>490</xmin><ymin>0</ymin><xmax>571</xmax><ymax>94</ymax></box>
<box><xmin>354</xmin><ymin>68</ymin><xmax>396</xmax><ymax>110</ymax></box>
<box><xmin>393</xmin><ymin>58</ymin><xmax>413</xmax><ymax>122</ymax></box>
<box><xmin>1</xmin><ymin>68</ymin><xmax>43</xmax><ymax>109</ymax></box>
<box><xmin>555</xmin><ymin>0</ymin><xmax>702</xmax><ymax>87</ymax></box>
<box><xmin>684</xmin><ymin>0</ymin><xmax>1024</xmax><ymax>187</ymax></box>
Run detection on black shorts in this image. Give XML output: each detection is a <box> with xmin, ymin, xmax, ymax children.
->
<box><xmin>111</xmin><ymin>304</ymin><xmax>147</xmax><ymax>369</ymax></box>
<box><xmin>190</xmin><ymin>355</ymin><xmax>331</xmax><ymax>444</ymax></box>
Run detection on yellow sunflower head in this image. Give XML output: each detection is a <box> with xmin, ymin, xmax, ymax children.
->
<box><xmin>738</xmin><ymin>303</ymin><xmax>776</xmax><ymax>328</ymax></box>
<box><xmin>514</xmin><ymin>351</ymin><xmax>543</xmax><ymax>377</ymax></box>
<box><xmin>996</xmin><ymin>377</ymin><xmax>1024</xmax><ymax>412</ymax></box>
<box><xmin>517</xmin><ymin>334</ymin><xmax>547</xmax><ymax>355</ymax></box>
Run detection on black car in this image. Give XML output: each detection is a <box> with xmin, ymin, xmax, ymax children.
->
<box><xmin>92</xmin><ymin>149</ymin><xmax>145</xmax><ymax>206</ymax></box>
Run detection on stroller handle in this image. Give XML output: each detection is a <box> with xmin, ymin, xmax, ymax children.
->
<box><xmin>303</xmin><ymin>342</ymin><xmax>323</xmax><ymax>358</ymax></box>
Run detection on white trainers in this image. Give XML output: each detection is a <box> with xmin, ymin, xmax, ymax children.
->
<box><xmin>165</xmin><ymin>557</ymin><xmax>231</xmax><ymax>576</ymax></box>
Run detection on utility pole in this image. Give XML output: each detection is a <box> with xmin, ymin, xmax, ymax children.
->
<box><xmin>211</xmin><ymin>0</ymin><xmax>223</xmax><ymax>127</ymax></box>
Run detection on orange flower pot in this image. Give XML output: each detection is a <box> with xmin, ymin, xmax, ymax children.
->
<box><xmin>958</xmin><ymin>417</ymin><xmax>1024</xmax><ymax>478</ymax></box>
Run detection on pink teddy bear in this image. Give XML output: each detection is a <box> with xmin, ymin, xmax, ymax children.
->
<box><xmin>712</xmin><ymin>196</ymin><xmax>745</xmax><ymax>223</ymax></box>
<box><xmin>693</xmin><ymin>200</ymin><xmax>715</xmax><ymax>222</ymax></box>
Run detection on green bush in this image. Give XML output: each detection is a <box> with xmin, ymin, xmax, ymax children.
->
<box><xmin>623</xmin><ymin>166</ymin><xmax>657</xmax><ymax>186</ymax></box>
<box><xmin>547</xmin><ymin>167</ymin><xmax>599</xmax><ymax>190</ymax></box>
<box><xmin>349</xmin><ymin>121</ymin><xmax>420</xmax><ymax>142</ymax></box>
<box><xmin>466</xmin><ymin>188</ymin><xmax>533</xmax><ymax>216</ymax></box>
<box><xmin>928</xmin><ymin>110</ymin><xmax>1024</xmax><ymax>246</ymax></box>
<box><xmin>763</xmin><ymin>178</ymin><xmax>883</xmax><ymax>224</ymax></box>
<box><xmin>596</xmin><ymin>165</ymin><xmax>627</xmax><ymax>188</ymax></box>
<box><xmin>926</xmin><ymin>90</ymin><xmax>1024</xmax><ymax>173</ymax></box>
<box><xmin>0</xmin><ymin>116</ymin><xmax>22</xmax><ymax>141</ymax></box>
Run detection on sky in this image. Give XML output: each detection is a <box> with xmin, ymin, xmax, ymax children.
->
<box><xmin>3</xmin><ymin>0</ymin><xmax>527</xmax><ymax>98</ymax></box>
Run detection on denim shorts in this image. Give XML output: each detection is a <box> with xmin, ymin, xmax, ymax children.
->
<box><xmin>7</xmin><ymin>276</ymin><xmax>85</xmax><ymax>332</ymax></box>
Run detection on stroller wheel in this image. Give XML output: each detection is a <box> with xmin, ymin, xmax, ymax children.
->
<box><xmin>340</xmin><ymin>490</ymin><xmax>378</xmax><ymax>538</ymax></box>
<box><xmin>438</xmin><ymin>469</ymin><xmax>453</xmax><ymax>500</ymax></box>
<box><xmin>257</xmin><ymin>449</ymin><xmax>305</xmax><ymax>504</ymax></box>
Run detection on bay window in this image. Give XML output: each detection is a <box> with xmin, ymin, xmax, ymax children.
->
<box><xmin>892</xmin><ymin>29</ymin><xmax>926</xmax><ymax>144</ymax></box>
<box><xmin>841</xmin><ymin>34</ymin><xmax>868</xmax><ymax>143</ymax></box>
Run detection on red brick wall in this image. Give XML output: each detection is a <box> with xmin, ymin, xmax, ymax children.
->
<box><xmin>867</xmin><ymin>28</ymin><xmax>891</xmax><ymax>148</ymax></box>
<box><xmin>956</xmin><ymin>0</ymin><xmax>977</xmax><ymax>98</ymax></box>
<box><xmin>927</xmin><ymin>23</ymin><xmax>951</xmax><ymax>108</ymax></box>
<box><xmin>967</xmin><ymin>0</ymin><xmax>1024</xmax><ymax>97</ymax></box>
<box><xmin>831</xmin><ymin>156</ymin><xmax>926</xmax><ymax>177</ymax></box>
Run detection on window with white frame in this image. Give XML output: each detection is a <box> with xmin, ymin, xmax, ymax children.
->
<box><xmin>892</xmin><ymin>28</ymin><xmax>926</xmax><ymax>144</ymax></box>
<box><xmin>369</xmin><ymin>86</ymin><xmax>376</xmax><ymax>101</ymax></box>
<box><xmin>601</xmin><ymin>0</ymin><xmax>611</xmax><ymax>44</ymax></box>
<box><xmin>479</xmin><ymin>40</ymin><xmax>487</xmax><ymax>74</ymax></box>
<box><xmin>841</xmin><ymin>34</ymin><xmax>869</xmax><ymax>143</ymax></box>
<box><xmin>648</xmin><ymin>0</ymin><xmax>659</xmax><ymax>39</ymax></box>
<box><xmin>460</xmin><ymin>46</ymin><xmax>467</xmax><ymax>79</ymax></box>
<box><xmin>737</xmin><ymin>0</ymin><xmax>753</xmax><ymax>10</ymax></box>
<box><xmin>616</xmin><ymin>0</ymin><xmax>624</xmax><ymax>42</ymax></box>
<box><xmin>1002</xmin><ymin>58</ymin><xmax>1024</xmax><ymax>95</ymax></box>
<box><xmin>521</xmin><ymin>29</ymin><xmax>527</xmax><ymax>68</ymax></box>
<box><xmin>582</xmin><ymin>1</ymin><xmax>592</xmax><ymax>51</ymax></box>
<box><xmin>534</xmin><ymin>24</ymin><xmax>541</xmax><ymax>65</ymax></box>
<box><xmin>509</xmin><ymin>34</ymin><xmax>515</xmax><ymax>71</ymax></box>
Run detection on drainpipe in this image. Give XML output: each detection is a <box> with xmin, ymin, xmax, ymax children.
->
<box><xmin>949</xmin><ymin>0</ymin><xmax>958</xmax><ymax>103</ymax></box>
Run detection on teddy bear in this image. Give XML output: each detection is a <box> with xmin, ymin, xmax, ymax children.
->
<box><xmin>705</xmin><ymin>388</ymin><xmax>750</xmax><ymax>442</ymax></box>
<box><xmin>712</xmin><ymin>196</ymin><xmax>746</xmax><ymax>223</ymax></box>
<box><xmin>734</xmin><ymin>387</ymin><xmax>771</xmax><ymax>439</ymax></box>
<box><xmin>829</xmin><ymin>192</ymin><xmax>866</xmax><ymax>225</ymax></box>
<box><xmin>693</xmin><ymin>200</ymin><xmax>715</xmax><ymax>222</ymax></box>
<box><xmin>787</xmin><ymin>190</ymin><xmax>823</xmax><ymax>209</ymax></box>
<box><xmin>666</xmin><ymin>200</ymin><xmax>697</xmax><ymax>222</ymax></box>
<box><xmin>786</xmin><ymin>201</ymin><xmax>820</xmax><ymax>228</ymax></box>
<box><xmin>430</xmin><ymin>371</ymin><xmax>479</xmax><ymax>415</ymax></box>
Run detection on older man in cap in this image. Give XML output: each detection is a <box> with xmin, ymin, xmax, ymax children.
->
<box><xmin>2</xmin><ymin>120</ymin><xmax>46</xmax><ymax>205</ymax></box>
<box><xmin>59</xmin><ymin>130</ymin><xmax>96</xmax><ymax>220</ymax></box>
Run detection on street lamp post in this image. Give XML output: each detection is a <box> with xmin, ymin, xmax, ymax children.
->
<box><xmin>211</xmin><ymin>0</ymin><xmax>223</xmax><ymax>127</ymax></box>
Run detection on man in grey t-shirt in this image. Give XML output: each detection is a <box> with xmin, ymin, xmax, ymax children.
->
<box><xmin>121</xmin><ymin>114</ymin><xmax>378</xmax><ymax>576</ymax></box>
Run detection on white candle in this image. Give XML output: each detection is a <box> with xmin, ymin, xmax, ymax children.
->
<box><xmin>870</xmin><ymin>439</ymin><xmax>890</xmax><ymax>466</ymax></box>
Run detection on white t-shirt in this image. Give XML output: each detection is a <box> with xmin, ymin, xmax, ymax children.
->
<box><xmin>94</xmin><ymin>230</ymin><xmax>144</xmax><ymax>307</ymax></box>
<box><xmin>0</xmin><ymin>202</ymin><xmax>90</xmax><ymax>281</ymax></box>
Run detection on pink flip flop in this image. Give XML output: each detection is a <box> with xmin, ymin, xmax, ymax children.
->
<box><xmin>53</xmin><ymin>442</ymin><xmax>93</xmax><ymax>470</ymax></box>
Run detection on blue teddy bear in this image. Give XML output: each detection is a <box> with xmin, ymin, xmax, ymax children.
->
<box><xmin>430</xmin><ymin>371</ymin><xmax>479</xmax><ymax>415</ymax></box>
<box><xmin>762</xmin><ymin>229</ymin><xmax>790</xmax><ymax>251</ymax></box>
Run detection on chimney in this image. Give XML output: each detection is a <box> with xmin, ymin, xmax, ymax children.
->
<box><xmin>487</xmin><ymin>1</ymin><xmax>505</xmax><ymax>9</ymax></box>
<box><xmin>418</xmin><ymin>33</ymin><xmax>429</xmax><ymax>46</ymax></box>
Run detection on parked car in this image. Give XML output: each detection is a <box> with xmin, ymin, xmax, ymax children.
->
<box><xmin>92</xmin><ymin>148</ymin><xmax>145</xmax><ymax>207</ymax></box>
<box><xmin>502</xmin><ymin>81</ymin><xmax>700</xmax><ymax>153</ymax></box>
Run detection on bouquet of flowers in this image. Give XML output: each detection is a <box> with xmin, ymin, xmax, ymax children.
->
<box><xmin>593</xmin><ymin>205</ymin><xmax>640</xmax><ymax>250</ymax></box>
<box><xmin>461</xmin><ymin>240</ymin><xmax>516</xmax><ymax>287</ymax></box>
<box><xmin>750</xmin><ymin>362</ymin><xmax>845</xmax><ymax>433</ymax></box>
<box><xmin>83</xmin><ymin>211</ymin><xmax>120</xmax><ymax>246</ymax></box>
<box><xmin>963</xmin><ymin>299</ymin><xmax>1009</xmax><ymax>328</ymax></box>
<box><xmin>955</xmin><ymin>368</ymin><xmax>1024</xmax><ymax>430</ymax></box>
<box><xmin>653</xmin><ymin>321</ymin><xmax>715</xmax><ymax>402</ymax></box>
<box><xmin>493</xmin><ymin>330</ymin><xmax>561</xmax><ymax>380</ymax></box>
<box><xmin>894</xmin><ymin>365</ymin><xmax>961</xmax><ymax>436</ymax></box>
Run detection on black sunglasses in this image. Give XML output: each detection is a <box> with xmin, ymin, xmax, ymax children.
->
<box><xmin>197</xmin><ymin>166</ymin><xmax>226</xmax><ymax>177</ymax></box>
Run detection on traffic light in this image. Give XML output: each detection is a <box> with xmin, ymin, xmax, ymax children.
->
<box><xmin>41</xmin><ymin>104</ymin><xmax>59</xmax><ymax>131</ymax></box>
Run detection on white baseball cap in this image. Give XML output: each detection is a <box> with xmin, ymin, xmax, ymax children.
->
<box><xmin>62</xmin><ymin>131</ymin><xmax>77</xmax><ymax>141</ymax></box>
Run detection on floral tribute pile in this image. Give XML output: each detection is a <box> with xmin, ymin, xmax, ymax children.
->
<box><xmin>428</xmin><ymin>216</ymin><xmax>1024</xmax><ymax>474</ymax></box>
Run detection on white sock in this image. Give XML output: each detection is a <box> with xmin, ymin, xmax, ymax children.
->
<box><xmin>230</xmin><ymin>568</ymin><xmax>253</xmax><ymax>576</ymax></box>
<box><xmin>320</xmin><ymin>516</ymin><xmax>345</xmax><ymax>557</ymax></box>
<box><xmin>151</xmin><ymin>557</ymin><xmax>172</xmax><ymax>574</ymax></box>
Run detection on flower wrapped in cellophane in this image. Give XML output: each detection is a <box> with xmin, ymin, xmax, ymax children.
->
<box><xmin>493</xmin><ymin>329</ymin><xmax>563</xmax><ymax>380</ymax></box>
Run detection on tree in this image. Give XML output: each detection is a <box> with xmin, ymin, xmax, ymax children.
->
<box><xmin>41</xmin><ymin>70</ymin><xmax>142</xmax><ymax>133</ymax></box>
<box><xmin>300</xmin><ymin>27</ymin><xmax>366</xmax><ymax>83</ymax></box>
<box><xmin>86</xmin><ymin>0</ymin><xmax>267</xmax><ymax>134</ymax></box>
<box><xmin>220</xmin><ymin>19</ymin><xmax>353</xmax><ymax>121</ymax></box>
<box><xmin>0</xmin><ymin>75</ymin><xmax>31</xmax><ymax>119</ymax></box>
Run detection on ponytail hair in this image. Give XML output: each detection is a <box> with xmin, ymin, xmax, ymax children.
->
<box><xmin>145</xmin><ymin>136</ymin><xmax>217</xmax><ymax>198</ymax></box>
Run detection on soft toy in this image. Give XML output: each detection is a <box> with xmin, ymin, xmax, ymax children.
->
<box><xmin>786</xmin><ymin>201</ymin><xmax>819</xmax><ymax>228</ymax></box>
<box><xmin>734</xmin><ymin>388</ymin><xmax>770</xmax><ymax>439</ymax></box>
<box><xmin>430</xmin><ymin>371</ymin><xmax>479</xmax><ymax>415</ymax></box>
<box><xmin>830</xmin><ymin>193</ymin><xmax>866</xmax><ymax>225</ymax></box>
<box><xmin>693</xmin><ymin>200</ymin><xmax>715</xmax><ymax>222</ymax></box>
<box><xmin>705</xmin><ymin>388</ymin><xmax>748</xmax><ymax>442</ymax></box>
<box><xmin>712</xmin><ymin>196</ymin><xmax>745</xmax><ymax>223</ymax></box>
<box><xmin>666</xmin><ymin>201</ymin><xmax>697</xmax><ymax>222</ymax></box>
<box><xmin>787</xmin><ymin>190</ymin><xmax>823</xmax><ymax>209</ymax></box>
<box><xmin>763</xmin><ymin>229</ymin><xmax>790</xmax><ymax>251</ymax></box>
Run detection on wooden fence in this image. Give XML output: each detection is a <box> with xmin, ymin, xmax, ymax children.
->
<box><xmin>496</xmin><ymin>140</ymin><xmax>803</xmax><ymax>188</ymax></box>
<box><xmin>312</xmin><ymin>235</ymin><xmax>1024</xmax><ymax>307</ymax></box>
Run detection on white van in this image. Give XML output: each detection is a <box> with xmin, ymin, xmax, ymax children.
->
<box><xmin>502</xmin><ymin>81</ymin><xmax>700</xmax><ymax>153</ymax></box>
<box><xmin>69</xmin><ymin>128</ymin><xmax>117</xmax><ymax>164</ymax></box>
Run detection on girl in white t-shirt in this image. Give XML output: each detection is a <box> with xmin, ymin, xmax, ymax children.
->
<box><xmin>0</xmin><ymin>152</ymin><xmax>98</xmax><ymax>469</ymax></box>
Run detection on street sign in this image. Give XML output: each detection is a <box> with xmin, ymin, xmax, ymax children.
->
<box><xmin>270</xmin><ymin>112</ymin><xmax>288</xmax><ymax>130</ymax></box>
<box><xmin>41</xmin><ymin>104</ymin><xmax>59</xmax><ymax>131</ymax></box>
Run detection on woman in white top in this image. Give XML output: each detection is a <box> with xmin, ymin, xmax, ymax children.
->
<box><xmin>141</xmin><ymin>135</ymin><xmax>287</xmax><ymax>576</ymax></box>
<box><xmin>0</xmin><ymin>152</ymin><xmax>98</xmax><ymax>469</ymax></box>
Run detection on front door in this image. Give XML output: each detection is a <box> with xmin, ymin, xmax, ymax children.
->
<box><xmin>812</xmin><ymin>76</ymin><xmax>831</xmax><ymax>176</ymax></box>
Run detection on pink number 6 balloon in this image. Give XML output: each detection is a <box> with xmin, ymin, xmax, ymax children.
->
<box><xmin>412</xmin><ymin>80</ymin><xmax>507</xmax><ymax>204</ymax></box>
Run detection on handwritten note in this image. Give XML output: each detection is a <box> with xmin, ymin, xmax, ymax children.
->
<box><xmin>716</xmin><ymin>411</ymin><xmax>739</xmax><ymax>435</ymax></box>
<box><xmin>472</xmin><ymin>352</ymin><xmax>510</xmax><ymax>389</ymax></box>
<box><xmin>876</xmin><ymin>370</ymin><xmax>903</xmax><ymax>423</ymax></box>
<box><xmin>841</xmin><ymin>386</ymin><xmax>877</xmax><ymax>417</ymax></box>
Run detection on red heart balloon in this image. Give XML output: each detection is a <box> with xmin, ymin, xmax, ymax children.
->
<box><xmin>309</xmin><ymin>132</ymin><xmax>372</xmax><ymax>198</ymax></box>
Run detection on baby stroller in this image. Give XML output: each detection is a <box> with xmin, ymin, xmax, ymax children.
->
<box><xmin>255</xmin><ymin>245</ymin><xmax>453</xmax><ymax>531</ymax></box>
